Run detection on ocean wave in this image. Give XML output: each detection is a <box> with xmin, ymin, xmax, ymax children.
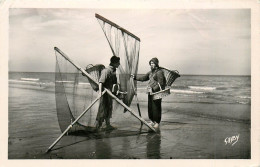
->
<box><xmin>55</xmin><ymin>81</ymin><xmax>74</xmax><ymax>83</ymax></box>
<box><xmin>137</xmin><ymin>87</ymin><xmax>204</xmax><ymax>94</ymax></box>
<box><xmin>9</xmin><ymin>79</ymin><xmax>39</xmax><ymax>84</ymax></box>
<box><xmin>188</xmin><ymin>86</ymin><xmax>216</xmax><ymax>91</ymax></box>
<box><xmin>237</xmin><ymin>96</ymin><xmax>251</xmax><ymax>99</ymax></box>
<box><xmin>171</xmin><ymin>89</ymin><xmax>204</xmax><ymax>94</ymax></box>
<box><xmin>237</xmin><ymin>101</ymin><xmax>250</xmax><ymax>104</ymax></box>
<box><xmin>10</xmin><ymin>79</ymin><xmax>91</xmax><ymax>88</ymax></box>
<box><xmin>9</xmin><ymin>79</ymin><xmax>56</xmax><ymax>88</ymax></box>
<box><xmin>21</xmin><ymin>78</ymin><xmax>39</xmax><ymax>81</ymax></box>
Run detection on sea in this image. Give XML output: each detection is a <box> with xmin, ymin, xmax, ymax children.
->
<box><xmin>9</xmin><ymin>72</ymin><xmax>251</xmax><ymax>105</ymax></box>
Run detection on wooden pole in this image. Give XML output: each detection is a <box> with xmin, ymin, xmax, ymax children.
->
<box><xmin>95</xmin><ymin>13</ymin><xmax>141</xmax><ymax>42</ymax></box>
<box><xmin>106</xmin><ymin>90</ymin><xmax>155</xmax><ymax>131</ymax></box>
<box><xmin>54</xmin><ymin>47</ymin><xmax>99</xmax><ymax>86</ymax></box>
<box><xmin>46</xmin><ymin>90</ymin><xmax>106</xmax><ymax>153</ymax></box>
<box><xmin>130</xmin><ymin>77</ymin><xmax>143</xmax><ymax>127</ymax></box>
<box><xmin>54</xmin><ymin>47</ymin><xmax>156</xmax><ymax>130</ymax></box>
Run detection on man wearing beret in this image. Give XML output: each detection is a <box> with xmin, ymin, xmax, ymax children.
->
<box><xmin>95</xmin><ymin>55</ymin><xmax>120</xmax><ymax>131</ymax></box>
<box><xmin>132</xmin><ymin>57</ymin><xmax>166</xmax><ymax>131</ymax></box>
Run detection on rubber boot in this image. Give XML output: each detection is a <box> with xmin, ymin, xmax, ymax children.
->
<box><xmin>95</xmin><ymin>120</ymin><xmax>102</xmax><ymax>132</ymax></box>
<box><xmin>105</xmin><ymin>119</ymin><xmax>116</xmax><ymax>130</ymax></box>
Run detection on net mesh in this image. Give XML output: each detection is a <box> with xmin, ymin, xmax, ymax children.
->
<box><xmin>55</xmin><ymin>51</ymin><xmax>99</xmax><ymax>132</ymax></box>
<box><xmin>96</xmin><ymin>15</ymin><xmax>140</xmax><ymax>107</ymax></box>
<box><xmin>54</xmin><ymin>14</ymin><xmax>145</xmax><ymax>133</ymax></box>
<box><xmin>95</xmin><ymin>14</ymin><xmax>143</xmax><ymax>131</ymax></box>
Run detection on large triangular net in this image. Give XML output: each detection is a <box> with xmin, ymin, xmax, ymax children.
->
<box><xmin>55</xmin><ymin>51</ymin><xmax>100</xmax><ymax>132</ymax></box>
<box><xmin>54</xmin><ymin>14</ymin><xmax>144</xmax><ymax>134</ymax></box>
<box><xmin>96</xmin><ymin>14</ymin><xmax>140</xmax><ymax>107</ymax></box>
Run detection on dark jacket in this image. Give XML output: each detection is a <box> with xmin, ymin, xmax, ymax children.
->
<box><xmin>135</xmin><ymin>68</ymin><xmax>166</xmax><ymax>92</ymax></box>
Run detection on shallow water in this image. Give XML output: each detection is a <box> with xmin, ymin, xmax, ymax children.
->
<box><xmin>8</xmin><ymin>85</ymin><xmax>250</xmax><ymax>159</ymax></box>
<box><xmin>9</xmin><ymin>72</ymin><xmax>251</xmax><ymax>105</ymax></box>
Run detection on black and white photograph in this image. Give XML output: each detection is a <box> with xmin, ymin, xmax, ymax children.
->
<box><xmin>1</xmin><ymin>0</ymin><xmax>260</xmax><ymax>166</ymax></box>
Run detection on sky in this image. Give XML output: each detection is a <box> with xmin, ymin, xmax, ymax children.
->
<box><xmin>9</xmin><ymin>8</ymin><xmax>251</xmax><ymax>75</ymax></box>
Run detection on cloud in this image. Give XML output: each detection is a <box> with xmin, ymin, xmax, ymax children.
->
<box><xmin>9</xmin><ymin>9</ymin><xmax>250</xmax><ymax>75</ymax></box>
<box><xmin>23</xmin><ymin>17</ymin><xmax>69</xmax><ymax>31</ymax></box>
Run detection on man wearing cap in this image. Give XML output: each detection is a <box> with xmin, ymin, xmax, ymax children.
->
<box><xmin>95</xmin><ymin>55</ymin><xmax>120</xmax><ymax>131</ymax></box>
<box><xmin>132</xmin><ymin>57</ymin><xmax>166</xmax><ymax>131</ymax></box>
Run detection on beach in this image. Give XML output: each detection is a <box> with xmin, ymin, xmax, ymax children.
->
<box><xmin>8</xmin><ymin>85</ymin><xmax>250</xmax><ymax>159</ymax></box>
<box><xmin>6</xmin><ymin>7</ymin><xmax>253</xmax><ymax>161</ymax></box>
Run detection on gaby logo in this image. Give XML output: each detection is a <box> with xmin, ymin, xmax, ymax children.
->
<box><xmin>224</xmin><ymin>134</ymin><xmax>239</xmax><ymax>146</ymax></box>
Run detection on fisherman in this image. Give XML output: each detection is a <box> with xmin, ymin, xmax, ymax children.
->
<box><xmin>95</xmin><ymin>55</ymin><xmax>120</xmax><ymax>131</ymax></box>
<box><xmin>132</xmin><ymin>57</ymin><xmax>166</xmax><ymax>131</ymax></box>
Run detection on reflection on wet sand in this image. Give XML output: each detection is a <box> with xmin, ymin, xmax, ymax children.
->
<box><xmin>146</xmin><ymin>133</ymin><xmax>161</xmax><ymax>159</ymax></box>
<box><xmin>55</xmin><ymin>128</ymin><xmax>161</xmax><ymax>159</ymax></box>
<box><xmin>95</xmin><ymin>137</ymin><xmax>112</xmax><ymax>159</ymax></box>
<box><xmin>92</xmin><ymin>129</ymin><xmax>145</xmax><ymax>159</ymax></box>
<box><xmin>121</xmin><ymin>137</ymin><xmax>131</xmax><ymax>158</ymax></box>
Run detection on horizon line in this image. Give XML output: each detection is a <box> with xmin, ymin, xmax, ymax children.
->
<box><xmin>8</xmin><ymin>71</ymin><xmax>251</xmax><ymax>76</ymax></box>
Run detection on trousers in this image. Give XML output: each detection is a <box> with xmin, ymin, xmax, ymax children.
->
<box><xmin>148</xmin><ymin>95</ymin><xmax>162</xmax><ymax>124</ymax></box>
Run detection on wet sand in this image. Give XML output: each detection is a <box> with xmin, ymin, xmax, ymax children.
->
<box><xmin>8</xmin><ymin>87</ymin><xmax>250</xmax><ymax>159</ymax></box>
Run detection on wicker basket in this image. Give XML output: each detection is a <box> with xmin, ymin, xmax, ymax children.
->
<box><xmin>150</xmin><ymin>67</ymin><xmax>180</xmax><ymax>100</ymax></box>
<box><xmin>85</xmin><ymin>64</ymin><xmax>105</xmax><ymax>91</ymax></box>
<box><xmin>161</xmin><ymin>68</ymin><xmax>180</xmax><ymax>86</ymax></box>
